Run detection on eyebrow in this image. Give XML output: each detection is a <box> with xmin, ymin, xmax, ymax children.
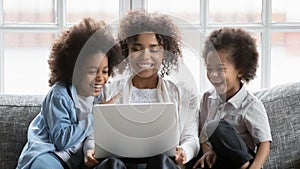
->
<box><xmin>206</xmin><ymin>63</ymin><xmax>226</xmax><ymax>67</ymax></box>
<box><xmin>86</xmin><ymin>66</ymin><xmax>98</xmax><ymax>69</ymax></box>
<box><xmin>217</xmin><ymin>64</ymin><xmax>226</xmax><ymax>66</ymax></box>
<box><xmin>132</xmin><ymin>43</ymin><xmax>160</xmax><ymax>47</ymax></box>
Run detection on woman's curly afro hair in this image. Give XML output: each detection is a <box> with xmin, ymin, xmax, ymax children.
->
<box><xmin>118</xmin><ymin>11</ymin><xmax>182</xmax><ymax>77</ymax></box>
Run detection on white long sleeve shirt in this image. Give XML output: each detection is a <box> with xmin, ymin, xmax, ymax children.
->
<box><xmin>101</xmin><ymin>75</ymin><xmax>200</xmax><ymax>162</ymax></box>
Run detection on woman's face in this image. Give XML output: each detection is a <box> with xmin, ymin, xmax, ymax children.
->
<box><xmin>128</xmin><ymin>32</ymin><xmax>164</xmax><ymax>79</ymax></box>
<box><xmin>76</xmin><ymin>53</ymin><xmax>109</xmax><ymax>97</ymax></box>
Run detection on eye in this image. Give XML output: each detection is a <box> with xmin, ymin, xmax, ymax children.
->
<box><xmin>149</xmin><ymin>46</ymin><xmax>160</xmax><ymax>53</ymax></box>
<box><xmin>99</xmin><ymin>67</ymin><xmax>109</xmax><ymax>74</ymax></box>
<box><xmin>131</xmin><ymin>46</ymin><xmax>143</xmax><ymax>52</ymax></box>
<box><xmin>88</xmin><ymin>68</ymin><xmax>97</xmax><ymax>74</ymax></box>
<box><xmin>206</xmin><ymin>68</ymin><xmax>213</xmax><ymax>72</ymax></box>
<box><xmin>217</xmin><ymin>67</ymin><xmax>226</xmax><ymax>72</ymax></box>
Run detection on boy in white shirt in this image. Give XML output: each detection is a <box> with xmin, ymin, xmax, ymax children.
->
<box><xmin>193</xmin><ymin>27</ymin><xmax>272</xmax><ymax>169</ymax></box>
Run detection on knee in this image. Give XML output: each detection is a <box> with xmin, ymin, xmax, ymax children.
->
<box><xmin>147</xmin><ymin>154</ymin><xmax>177</xmax><ymax>169</ymax></box>
<box><xmin>151</xmin><ymin>154</ymin><xmax>169</xmax><ymax>161</ymax></box>
<box><xmin>105</xmin><ymin>156</ymin><xmax>120</xmax><ymax>162</ymax></box>
<box><xmin>96</xmin><ymin>157</ymin><xmax>126</xmax><ymax>169</ymax></box>
<box><xmin>31</xmin><ymin>153</ymin><xmax>63</xmax><ymax>169</ymax></box>
<box><xmin>207</xmin><ymin>119</ymin><xmax>230</xmax><ymax>138</ymax></box>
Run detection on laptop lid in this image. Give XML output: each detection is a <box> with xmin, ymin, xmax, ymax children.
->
<box><xmin>93</xmin><ymin>102</ymin><xmax>179</xmax><ymax>158</ymax></box>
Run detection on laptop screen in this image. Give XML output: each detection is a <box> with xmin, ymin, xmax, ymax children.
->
<box><xmin>93</xmin><ymin>102</ymin><xmax>179</xmax><ymax>158</ymax></box>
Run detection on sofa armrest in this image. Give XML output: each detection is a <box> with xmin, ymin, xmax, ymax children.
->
<box><xmin>0</xmin><ymin>94</ymin><xmax>44</xmax><ymax>169</ymax></box>
<box><xmin>254</xmin><ymin>82</ymin><xmax>300</xmax><ymax>169</ymax></box>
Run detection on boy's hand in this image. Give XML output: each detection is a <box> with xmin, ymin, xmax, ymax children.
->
<box><xmin>84</xmin><ymin>149</ymin><xmax>99</xmax><ymax>168</ymax></box>
<box><xmin>175</xmin><ymin>146</ymin><xmax>187</xmax><ymax>166</ymax></box>
<box><xmin>193</xmin><ymin>150</ymin><xmax>216</xmax><ymax>169</ymax></box>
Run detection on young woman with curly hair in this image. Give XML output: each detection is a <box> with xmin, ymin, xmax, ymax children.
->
<box><xmin>193</xmin><ymin>27</ymin><xmax>272</xmax><ymax>169</ymax></box>
<box><xmin>17</xmin><ymin>18</ymin><xmax>122</xmax><ymax>169</ymax></box>
<box><xmin>88</xmin><ymin>11</ymin><xmax>200</xmax><ymax>169</ymax></box>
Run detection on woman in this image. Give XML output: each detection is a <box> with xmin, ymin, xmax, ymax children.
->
<box><xmin>85</xmin><ymin>11</ymin><xmax>200</xmax><ymax>169</ymax></box>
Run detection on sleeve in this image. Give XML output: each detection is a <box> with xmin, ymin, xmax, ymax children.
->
<box><xmin>83</xmin><ymin>132</ymin><xmax>95</xmax><ymax>156</ymax></box>
<box><xmin>199</xmin><ymin>93</ymin><xmax>209</xmax><ymax>144</ymax></box>
<box><xmin>178</xmin><ymin>84</ymin><xmax>200</xmax><ymax>162</ymax></box>
<box><xmin>199</xmin><ymin>90</ymin><xmax>213</xmax><ymax>144</ymax></box>
<box><xmin>244</xmin><ymin>99</ymin><xmax>272</xmax><ymax>146</ymax></box>
<box><xmin>43</xmin><ymin>92</ymin><xmax>93</xmax><ymax>150</ymax></box>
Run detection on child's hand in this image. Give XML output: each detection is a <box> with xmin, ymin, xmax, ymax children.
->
<box><xmin>193</xmin><ymin>150</ymin><xmax>216</xmax><ymax>169</ymax></box>
<box><xmin>175</xmin><ymin>146</ymin><xmax>187</xmax><ymax>166</ymax></box>
<box><xmin>84</xmin><ymin>149</ymin><xmax>99</xmax><ymax>168</ymax></box>
<box><xmin>101</xmin><ymin>92</ymin><xmax>122</xmax><ymax>104</ymax></box>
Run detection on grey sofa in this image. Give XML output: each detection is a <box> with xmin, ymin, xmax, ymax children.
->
<box><xmin>0</xmin><ymin>82</ymin><xmax>300</xmax><ymax>169</ymax></box>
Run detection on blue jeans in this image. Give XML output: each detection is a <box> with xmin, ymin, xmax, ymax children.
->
<box><xmin>31</xmin><ymin>153</ymin><xmax>67</xmax><ymax>169</ymax></box>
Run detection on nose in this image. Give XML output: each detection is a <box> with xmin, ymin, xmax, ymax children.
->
<box><xmin>208</xmin><ymin>69</ymin><xmax>219</xmax><ymax>77</ymax></box>
<box><xmin>141</xmin><ymin>48</ymin><xmax>151</xmax><ymax>59</ymax></box>
<box><xmin>95</xmin><ymin>72</ymin><xmax>104</xmax><ymax>82</ymax></box>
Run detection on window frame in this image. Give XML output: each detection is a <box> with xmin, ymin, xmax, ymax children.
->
<box><xmin>0</xmin><ymin>0</ymin><xmax>125</xmax><ymax>93</ymax></box>
<box><xmin>145</xmin><ymin>0</ymin><xmax>300</xmax><ymax>91</ymax></box>
<box><xmin>1</xmin><ymin>0</ymin><xmax>300</xmax><ymax>93</ymax></box>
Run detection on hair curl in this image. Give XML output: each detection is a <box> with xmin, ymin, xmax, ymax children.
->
<box><xmin>118</xmin><ymin>11</ymin><xmax>182</xmax><ymax>77</ymax></box>
<box><xmin>48</xmin><ymin>18</ymin><xmax>122</xmax><ymax>87</ymax></box>
<box><xmin>203</xmin><ymin>27</ymin><xmax>259</xmax><ymax>83</ymax></box>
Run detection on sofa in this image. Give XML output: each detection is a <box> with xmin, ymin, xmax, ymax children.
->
<box><xmin>0</xmin><ymin>82</ymin><xmax>299</xmax><ymax>169</ymax></box>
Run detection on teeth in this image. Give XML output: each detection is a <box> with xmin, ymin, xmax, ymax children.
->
<box><xmin>94</xmin><ymin>84</ymin><xmax>103</xmax><ymax>89</ymax></box>
<box><xmin>137</xmin><ymin>63</ymin><xmax>153</xmax><ymax>68</ymax></box>
<box><xmin>211</xmin><ymin>80</ymin><xmax>222</xmax><ymax>83</ymax></box>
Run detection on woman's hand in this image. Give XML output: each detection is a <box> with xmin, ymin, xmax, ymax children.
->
<box><xmin>193</xmin><ymin>149</ymin><xmax>216</xmax><ymax>169</ymax></box>
<box><xmin>84</xmin><ymin>149</ymin><xmax>99</xmax><ymax>168</ymax></box>
<box><xmin>175</xmin><ymin>146</ymin><xmax>187</xmax><ymax>166</ymax></box>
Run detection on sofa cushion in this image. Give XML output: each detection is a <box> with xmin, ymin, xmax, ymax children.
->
<box><xmin>0</xmin><ymin>94</ymin><xmax>43</xmax><ymax>169</ymax></box>
<box><xmin>254</xmin><ymin>82</ymin><xmax>300</xmax><ymax>169</ymax></box>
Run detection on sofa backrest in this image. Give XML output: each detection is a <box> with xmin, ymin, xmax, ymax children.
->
<box><xmin>0</xmin><ymin>82</ymin><xmax>300</xmax><ymax>169</ymax></box>
<box><xmin>0</xmin><ymin>94</ymin><xmax>43</xmax><ymax>169</ymax></box>
<box><xmin>254</xmin><ymin>82</ymin><xmax>300</xmax><ymax>169</ymax></box>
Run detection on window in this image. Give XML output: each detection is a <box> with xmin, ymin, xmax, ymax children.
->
<box><xmin>1</xmin><ymin>0</ymin><xmax>300</xmax><ymax>94</ymax></box>
<box><xmin>146</xmin><ymin>0</ymin><xmax>300</xmax><ymax>92</ymax></box>
<box><xmin>0</xmin><ymin>0</ymin><xmax>120</xmax><ymax>94</ymax></box>
<box><xmin>4</xmin><ymin>32</ymin><xmax>54</xmax><ymax>94</ymax></box>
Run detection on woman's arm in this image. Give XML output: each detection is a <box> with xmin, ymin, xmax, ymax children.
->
<box><xmin>178</xmin><ymin>85</ymin><xmax>200</xmax><ymax>163</ymax></box>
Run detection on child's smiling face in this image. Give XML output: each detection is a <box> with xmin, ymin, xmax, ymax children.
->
<box><xmin>206</xmin><ymin>49</ymin><xmax>242</xmax><ymax>100</ymax></box>
<box><xmin>76</xmin><ymin>53</ymin><xmax>109</xmax><ymax>97</ymax></box>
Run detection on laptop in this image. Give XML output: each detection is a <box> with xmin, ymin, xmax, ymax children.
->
<box><xmin>92</xmin><ymin>102</ymin><xmax>179</xmax><ymax>159</ymax></box>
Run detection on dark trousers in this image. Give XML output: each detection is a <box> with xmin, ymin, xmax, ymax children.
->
<box><xmin>94</xmin><ymin>154</ymin><xmax>178</xmax><ymax>169</ymax></box>
<box><xmin>186</xmin><ymin>119</ymin><xmax>254</xmax><ymax>169</ymax></box>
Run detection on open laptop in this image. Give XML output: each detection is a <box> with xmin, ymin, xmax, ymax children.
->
<box><xmin>92</xmin><ymin>102</ymin><xmax>179</xmax><ymax>159</ymax></box>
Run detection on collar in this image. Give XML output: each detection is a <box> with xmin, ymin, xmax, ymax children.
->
<box><xmin>127</xmin><ymin>75</ymin><xmax>170</xmax><ymax>102</ymax></box>
<box><xmin>227</xmin><ymin>84</ymin><xmax>247</xmax><ymax>109</ymax></box>
<box><xmin>69</xmin><ymin>84</ymin><xmax>80</xmax><ymax>109</ymax></box>
<box><xmin>208</xmin><ymin>84</ymin><xmax>247</xmax><ymax>109</ymax></box>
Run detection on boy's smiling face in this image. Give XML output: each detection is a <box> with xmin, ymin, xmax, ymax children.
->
<box><xmin>206</xmin><ymin>49</ymin><xmax>242</xmax><ymax>100</ymax></box>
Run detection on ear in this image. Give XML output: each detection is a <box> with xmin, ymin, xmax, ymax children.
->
<box><xmin>237</xmin><ymin>71</ymin><xmax>243</xmax><ymax>79</ymax></box>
